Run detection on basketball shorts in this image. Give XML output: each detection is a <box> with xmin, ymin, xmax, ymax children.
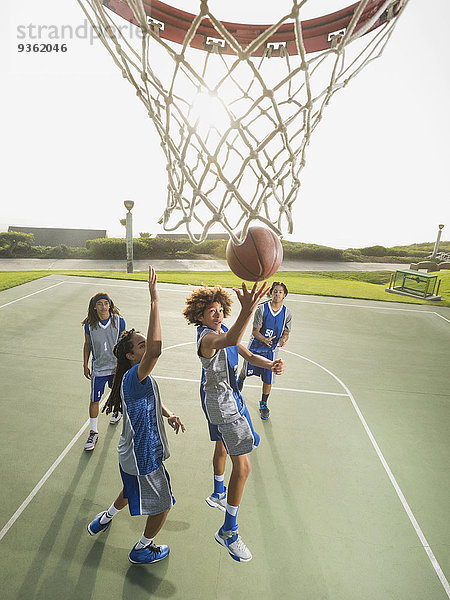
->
<box><xmin>119</xmin><ymin>464</ymin><xmax>175</xmax><ymax>516</ymax></box>
<box><xmin>207</xmin><ymin>406</ymin><xmax>260</xmax><ymax>456</ymax></box>
<box><xmin>243</xmin><ymin>347</ymin><xmax>276</xmax><ymax>384</ymax></box>
<box><xmin>90</xmin><ymin>374</ymin><xmax>114</xmax><ymax>402</ymax></box>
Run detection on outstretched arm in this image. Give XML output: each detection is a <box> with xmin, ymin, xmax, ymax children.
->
<box><xmin>137</xmin><ymin>266</ymin><xmax>162</xmax><ymax>381</ymax></box>
<box><xmin>238</xmin><ymin>345</ymin><xmax>285</xmax><ymax>375</ymax></box>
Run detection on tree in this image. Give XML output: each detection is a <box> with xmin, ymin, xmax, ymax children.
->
<box><xmin>0</xmin><ymin>231</ymin><xmax>34</xmax><ymax>257</ymax></box>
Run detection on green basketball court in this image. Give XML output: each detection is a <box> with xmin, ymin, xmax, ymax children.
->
<box><xmin>1</xmin><ymin>274</ymin><xmax>449</xmax><ymax>599</ymax></box>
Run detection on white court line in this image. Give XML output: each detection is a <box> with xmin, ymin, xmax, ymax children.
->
<box><xmin>155</xmin><ymin>374</ymin><xmax>347</xmax><ymax>397</ymax></box>
<box><xmin>0</xmin><ymin>402</ymin><xmax>106</xmax><ymax>542</ymax></box>
<box><xmin>432</xmin><ymin>312</ymin><xmax>450</xmax><ymax>324</ymax></box>
<box><xmin>287</xmin><ymin>296</ymin><xmax>450</xmax><ymax>317</ymax></box>
<box><xmin>282</xmin><ymin>348</ymin><xmax>450</xmax><ymax>597</ymax></box>
<box><xmin>268</xmin><ymin>384</ymin><xmax>348</xmax><ymax>397</ymax></box>
<box><xmin>0</xmin><ymin>281</ymin><xmax>64</xmax><ymax>309</ymax></box>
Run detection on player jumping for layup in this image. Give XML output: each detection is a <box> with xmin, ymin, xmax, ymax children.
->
<box><xmin>183</xmin><ymin>281</ymin><xmax>285</xmax><ymax>562</ymax></box>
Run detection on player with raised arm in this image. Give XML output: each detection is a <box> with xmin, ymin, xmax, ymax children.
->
<box><xmin>183</xmin><ymin>281</ymin><xmax>285</xmax><ymax>562</ymax></box>
<box><xmin>87</xmin><ymin>267</ymin><xmax>185</xmax><ymax>565</ymax></box>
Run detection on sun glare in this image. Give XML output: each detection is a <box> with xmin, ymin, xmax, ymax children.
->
<box><xmin>189</xmin><ymin>90</ymin><xmax>231</xmax><ymax>135</ymax></box>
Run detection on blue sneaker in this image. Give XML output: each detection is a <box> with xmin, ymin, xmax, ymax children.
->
<box><xmin>87</xmin><ymin>512</ymin><xmax>111</xmax><ymax>536</ymax></box>
<box><xmin>259</xmin><ymin>402</ymin><xmax>270</xmax><ymax>420</ymax></box>
<box><xmin>205</xmin><ymin>487</ymin><xmax>227</xmax><ymax>511</ymax></box>
<box><xmin>128</xmin><ymin>543</ymin><xmax>170</xmax><ymax>564</ymax></box>
<box><xmin>215</xmin><ymin>527</ymin><xmax>252</xmax><ymax>562</ymax></box>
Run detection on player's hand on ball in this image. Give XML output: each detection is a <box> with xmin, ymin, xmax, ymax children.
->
<box><xmin>168</xmin><ymin>415</ymin><xmax>186</xmax><ymax>434</ymax></box>
<box><xmin>271</xmin><ymin>358</ymin><xmax>285</xmax><ymax>375</ymax></box>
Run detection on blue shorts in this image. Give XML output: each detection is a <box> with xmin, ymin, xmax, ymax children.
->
<box><xmin>244</xmin><ymin>347</ymin><xmax>276</xmax><ymax>384</ymax></box>
<box><xmin>207</xmin><ymin>405</ymin><xmax>260</xmax><ymax>456</ymax></box>
<box><xmin>90</xmin><ymin>374</ymin><xmax>114</xmax><ymax>403</ymax></box>
<box><xmin>119</xmin><ymin>464</ymin><xmax>175</xmax><ymax>516</ymax></box>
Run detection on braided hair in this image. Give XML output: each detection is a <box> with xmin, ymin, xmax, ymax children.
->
<box><xmin>102</xmin><ymin>329</ymin><xmax>136</xmax><ymax>416</ymax></box>
<box><xmin>82</xmin><ymin>292</ymin><xmax>121</xmax><ymax>328</ymax></box>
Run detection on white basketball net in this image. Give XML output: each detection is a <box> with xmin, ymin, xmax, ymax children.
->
<box><xmin>76</xmin><ymin>0</ymin><xmax>408</xmax><ymax>243</ymax></box>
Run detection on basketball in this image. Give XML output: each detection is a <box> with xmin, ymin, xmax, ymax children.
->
<box><xmin>226</xmin><ymin>226</ymin><xmax>283</xmax><ymax>281</ymax></box>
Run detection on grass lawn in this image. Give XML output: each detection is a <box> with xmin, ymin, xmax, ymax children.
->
<box><xmin>1</xmin><ymin>269</ymin><xmax>449</xmax><ymax>308</ymax></box>
<box><xmin>0</xmin><ymin>271</ymin><xmax>51</xmax><ymax>292</ymax></box>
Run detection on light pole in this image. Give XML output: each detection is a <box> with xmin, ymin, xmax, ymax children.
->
<box><xmin>124</xmin><ymin>200</ymin><xmax>134</xmax><ymax>273</ymax></box>
<box><xmin>431</xmin><ymin>224</ymin><xmax>445</xmax><ymax>260</ymax></box>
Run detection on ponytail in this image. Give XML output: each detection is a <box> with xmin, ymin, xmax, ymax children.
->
<box><xmin>102</xmin><ymin>329</ymin><xmax>135</xmax><ymax>416</ymax></box>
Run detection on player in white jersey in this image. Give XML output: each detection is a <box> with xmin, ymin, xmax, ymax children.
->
<box><xmin>183</xmin><ymin>282</ymin><xmax>285</xmax><ymax>562</ymax></box>
<box><xmin>238</xmin><ymin>282</ymin><xmax>291</xmax><ymax>420</ymax></box>
<box><xmin>87</xmin><ymin>266</ymin><xmax>185</xmax><ymax>565</ymax></box>
<box><xmin>82</xmin><ymin>292</ymin><xmax>126</xmax><ymax>450</ymax></box>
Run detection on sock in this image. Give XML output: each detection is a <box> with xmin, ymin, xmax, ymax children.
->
<box><xmin>213</xmin><ymin>474</ymin><xmax>225</xmax><ymax>496</ymax></box>
<box><xmin>260</xmin><ymin>394</ymin><xmax>269</xmax><ymax>408</ymax></box>
<box><xmin>223</xmin><ymin>503</ymin><xmax>239</xmax><ymax>532</ymax></box>
<box><xmin>100</xmin><ymin>503</ymin><xmax>120</xmax><ymax>524</ymax></box>
<box><xmin>135</xmin><ymin>534</ymin><xmax>153</xmax><ymax>550</ymax></box>
<box><xmin>90</xmin><ymin>417</ymin><xmax>98</xmax><ymax>433</ymax></box>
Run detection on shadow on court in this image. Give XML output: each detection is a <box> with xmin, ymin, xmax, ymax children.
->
<box><xmin>16</xmin><ymin>427</ymin><xmax>116</xmax><ymax>600</ymax></box>
<box><xmin>122</xmin><ymin>561</ymin><xmax>176</xmax><ymax>599</ymax></box>
<box><xmin>162</xmin><ymin>520</ymin><xmax>190</xmax><ymax>532</ymax></box>
<box><xmin>250</xmin><ymin>420</ymin><xmax>330</xmax><ymax>600</ymax></box>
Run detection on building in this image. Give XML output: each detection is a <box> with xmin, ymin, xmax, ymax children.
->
<box><xmin>8</xmin><ymin>226</ymin><xmax>107</xmax><ymax>247</ymax></box>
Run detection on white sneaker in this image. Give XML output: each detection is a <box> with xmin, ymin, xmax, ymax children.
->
<box><xmin>215</xmin><ymin>528</ymin><xmax>252</xmax><ymax>562</ymax></box>
<box><xmin>205</xmin><ymin>491</ymin><xmax>227</xmax><ymax>512</ymax></box>
<box><xmin>84</xmin><ymin>430</ymin><xmax>98</xmax><ymax>451</ymax></box>
<box><xmin>109</xmin><ymin>412</ymin><xmax>122</xmax><ymax>425</ymax></box>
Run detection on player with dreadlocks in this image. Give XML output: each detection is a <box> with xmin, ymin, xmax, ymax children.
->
<box><xmin>87</xmin><ymin>266</ymin><xmax>186</xmax><ymax>565</ymax></box>
<box><xmin>82</xmin><ymin>291</ymin><xmax>126</xmax><ymax>451</ymax></box>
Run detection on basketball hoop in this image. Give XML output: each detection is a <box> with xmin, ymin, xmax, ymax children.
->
<box><xmin>76</xmin><ymin>0</ymin><xmax>409</xmax><ymax>243</ymax></box>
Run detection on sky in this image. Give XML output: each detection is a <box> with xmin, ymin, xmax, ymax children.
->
<box><xmin>1</xmin><ymin>0</ymin><xmax>449</xmax><ymax>249</ymax></box>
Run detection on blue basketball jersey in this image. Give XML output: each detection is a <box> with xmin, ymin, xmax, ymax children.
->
<box><xmin>248</xmin><ymin>302</ymin><xmax>291</xmax><ymax>355</ymax></box>
<box><xmin>118</xmin><ymin>364</ymin><xmax>170</xmax><ymax>476</ymax></box>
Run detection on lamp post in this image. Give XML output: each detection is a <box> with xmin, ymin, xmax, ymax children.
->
<box><xmin>431</xmin><ymin>224</ymin><xmax>445</xmax><ymax>260</ymax></box>
<box><xmin>124</xmin><ymin>200</ymin><xmax>134</xmax><ymax>273</ymax></box>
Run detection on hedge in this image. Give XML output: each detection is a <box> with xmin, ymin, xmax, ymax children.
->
<box><xmin>282</xmin><ymin>242</ymin><xmax>343</xmax><ymax>261</ymax></box>
<box><xmin>1</xmin><ymin>231</ymin><xmax>448</xmax><ymax>262</ymax></box>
